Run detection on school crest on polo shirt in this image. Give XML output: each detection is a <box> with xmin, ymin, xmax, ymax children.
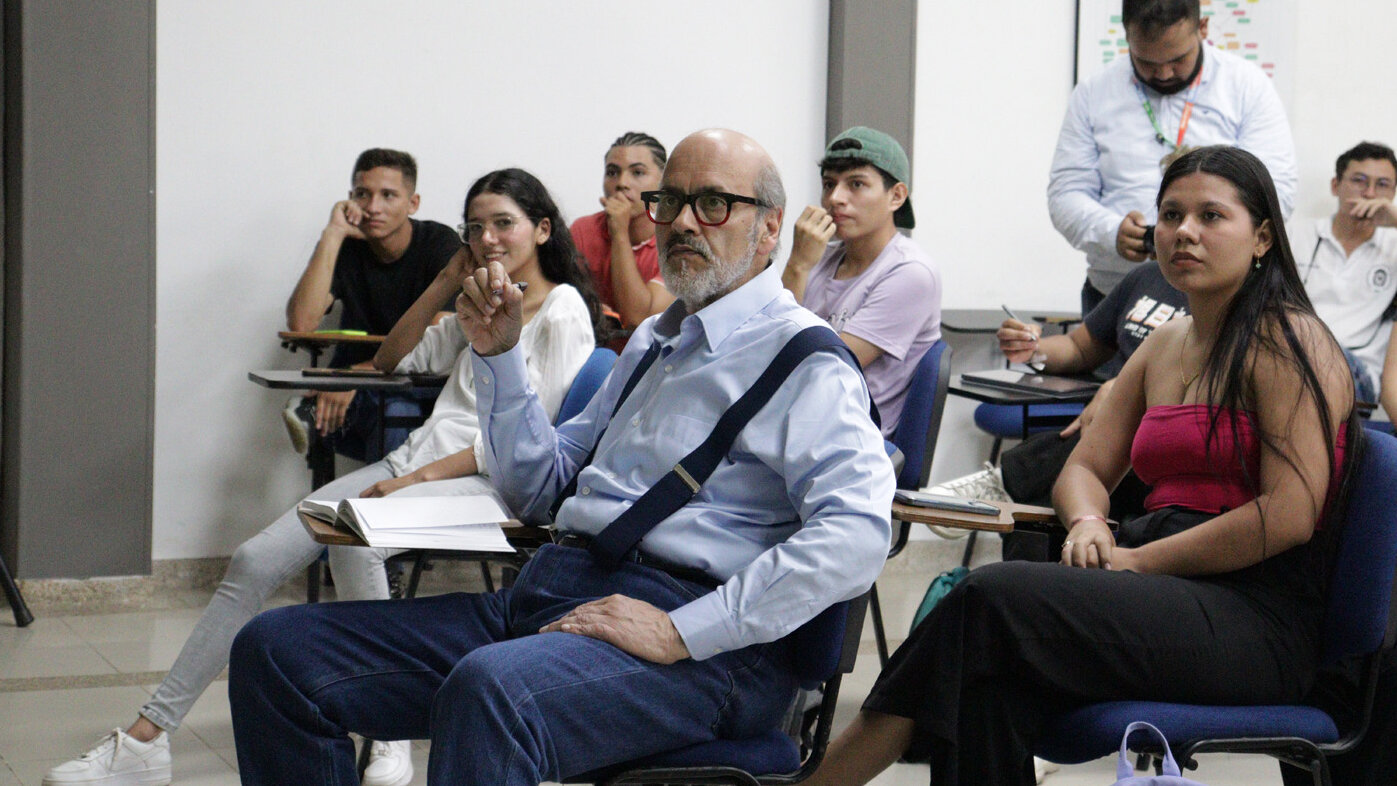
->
<box><xmin>1370</xmin><ymin>266</ymin><xmax>1391</xmax><ymax>292</ymax></box>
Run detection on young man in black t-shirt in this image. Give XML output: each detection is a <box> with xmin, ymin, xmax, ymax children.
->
<box><xmin>933</xmin><ymin>262</ymin><xmax>1187</xmax><ymax>517</ymax></box>
<box><xmin>284</xmin><ymin>148</ymin><xmax>461</xmax><ymax>461</ymax></box>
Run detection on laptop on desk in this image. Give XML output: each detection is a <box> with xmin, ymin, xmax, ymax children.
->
<box><xmin>960</xmin><ymin>369</ymin><xmax>1100</xmax><ymax>399</ymax></box>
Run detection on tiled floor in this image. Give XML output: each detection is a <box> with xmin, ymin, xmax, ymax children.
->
<box><xmin>0</xmin><ymin>544</ymin><xmax>1285</xmax><ymax>785</ymax></box>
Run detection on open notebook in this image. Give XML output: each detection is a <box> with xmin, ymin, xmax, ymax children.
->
<box><xmin>298</xmin><ymin>495</ymin><xmax>514</xmax><ymax>551</ymax></box>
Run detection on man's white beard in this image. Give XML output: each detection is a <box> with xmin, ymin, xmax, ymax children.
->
<box><xmin>660</xmin><ymin>222</ymin><xmax>761</xmax><ymax>309</ymax></box>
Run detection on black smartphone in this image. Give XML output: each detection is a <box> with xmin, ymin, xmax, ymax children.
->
<box><xmin>1142</xmin><ymin>225</ymin><xmax>1156</xmax><ymax>257</ymax></box>
<box><xmin>894</xmin><ymin>490</ymin><xmax>1000</xmax><ymax>516</ymax></box>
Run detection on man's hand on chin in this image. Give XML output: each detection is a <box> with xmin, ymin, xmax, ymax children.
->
<box><xmin>540</xmin><ymin>595</ymin><xmax>692</xmax><ymax>664</ymax></box>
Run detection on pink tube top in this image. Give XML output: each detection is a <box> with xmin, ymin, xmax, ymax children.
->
<box><xmin>1130</xmin><ymin>404</ymin><xmax>1346</xmax><ymax>515</ymax></box>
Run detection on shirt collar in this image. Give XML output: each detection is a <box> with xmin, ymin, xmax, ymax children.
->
<box><xmin>652</xmin><ymin>260</ymin><xmax>783</xmax><ymax>351</ymax></box>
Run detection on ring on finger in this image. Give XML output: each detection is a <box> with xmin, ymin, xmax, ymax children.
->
<box><xmin>1062</xmin><ymin>540</ymin><xmax>1074</xmax><ymax>548</ymax></box>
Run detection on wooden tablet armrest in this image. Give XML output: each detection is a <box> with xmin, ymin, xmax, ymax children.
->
<box><xmin>891</xmin><ymin>500</ymin><xmax>1060</xmax><ymax>534</ymax></box>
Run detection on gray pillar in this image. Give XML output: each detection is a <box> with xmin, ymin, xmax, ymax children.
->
<box><xmin>2</xmin><ymin>1</ymin><xmax>156</xmax><ymax>578</ymax></box>
<box><xmin>826</xmin><ymin>0</ymin><xmax>918</xmax><ymax>177</ymax></box>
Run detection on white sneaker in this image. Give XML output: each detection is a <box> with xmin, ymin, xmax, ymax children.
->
<box><xmin>922</xmin><ymin>463</ymin><xmax>1011</xmax><ymax>539</ymax></box>
<box><xmin>42</xmin><ymin>728</ymin><xmax>171</xmax><ymax>786</ymax></box>
<box><xmin>282</xmin><ymin>396</ymin><xmax>315</xmax><ymax>455</ymax></box>
<box><xmin>362</xmin><ymin>739</ymin><xmax>413</xmax><ymax>786</ymax></box>
<box><xmin>928</xmin><ymin>462</ymin><xmax>1010</xmax><ymax>502</ymax></box>
<box><xmin>1034</xmin><ymin>756</ymin><xmax>1060</xmax><ymax>783</ymax></box>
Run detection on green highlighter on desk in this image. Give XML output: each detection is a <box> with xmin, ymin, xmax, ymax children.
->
<box><xmin>312</xmin><ymin>329</ymin><xmax>369</xmax><ymax>336</ymax></box>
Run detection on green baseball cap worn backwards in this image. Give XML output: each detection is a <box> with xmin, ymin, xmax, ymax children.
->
<box><xmin>822</xmin><ymin>126</ymin><xmax>915</xmax><ymax>229</ymax></box>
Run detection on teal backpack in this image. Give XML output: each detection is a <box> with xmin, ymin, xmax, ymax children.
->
<box><xmin>909</xmin><ymin>566</ymin><xmax>968</xmax><ymax>631</ymax></box>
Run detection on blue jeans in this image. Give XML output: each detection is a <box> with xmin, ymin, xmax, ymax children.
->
<box><xmin>228</xmin><ymin>545</ymin><xmax>797</xmax><ymax>785</ymax></box>
<box><xmin>320</xmin><ymin>387</ymin><xmax>437</xmax><ymax>462</ymax></box>
<box><xmin>1342</xmin><ymin>348</ymin><xmax>1379</xmax><ymax>410</ymax></box>
<box><xmin>1080</xmin><ymin>278</ymin><xmax>1106</xmax><ymax>317</ymax></box>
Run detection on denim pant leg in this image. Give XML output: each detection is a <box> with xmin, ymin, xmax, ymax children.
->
<box><xmin>322</xmin><ymin>389</ymin><xmax>431</xmax><ymax>462</ymax></box>
<box><xmin>229</xmin><ymin>591</ymin><xmax>511</xmax><ymax>786</ymax></box>
<box><xmin>1080</xmin><ymin>278</ymin><xmax>1106</xmax><ymax>317</ymax></box>
<box><xmin>229</xmin><ymin>546</ymin><xmax>797</xmax><ymax>786</ymax></box>
<box><xmin>431</xmin><ymin>546</ymin><xmax>798</xmax><ymax>785</ymax></box>
<box><xmin>1342</xmin><ymin>348</ymin><xmax>1378</xmax><ymax>408</ymax></box>
<box><xmin>139</xmin><ymin>461</ymin><xmax>394</xmax><ymax>731</ymax></box>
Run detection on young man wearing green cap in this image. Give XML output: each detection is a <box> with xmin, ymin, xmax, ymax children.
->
<box><xmin>781</xmin><ymin>126</ymin><xmax>942</xmax><ymax>436</ymax></box>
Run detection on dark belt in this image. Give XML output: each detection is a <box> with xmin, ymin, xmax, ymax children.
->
<box><xmin>553</xmin><ymin>532</ymin><xmax>721</xmax><ymax>589</ymax></box>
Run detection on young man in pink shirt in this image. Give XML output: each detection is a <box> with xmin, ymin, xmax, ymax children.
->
<box><xmin>781</xmin><ymin>126</ymin><xmax>942</xmax><ymax>435</ymax></box>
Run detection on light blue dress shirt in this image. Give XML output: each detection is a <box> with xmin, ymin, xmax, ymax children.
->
<box><xmin>473</xmin><ymin>262</ymin><xmax>894</xmax><ymax>660</ymax></box>
<box><xmin>1048</xmin><ymin>45</ymin><xmax>1296</xmax><ymax>294</ymax></box>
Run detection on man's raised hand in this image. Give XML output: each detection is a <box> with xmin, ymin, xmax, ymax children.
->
<box><xmin>456</xmin><ymin>260</ymin><xmax>524</xmax><ymax>356</ymax></box>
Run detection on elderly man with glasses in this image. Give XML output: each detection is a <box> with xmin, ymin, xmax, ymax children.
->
<box><xmin>227</xmin><ymin>128</ymin><xmax>894</xmax><ymax>786</ymax></box>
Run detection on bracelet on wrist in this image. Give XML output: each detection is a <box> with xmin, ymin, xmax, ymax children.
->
<box><xmin>1068</xmin><ymin>514</ymin><xmax>1112</xmax><ymax>528</ymax></box>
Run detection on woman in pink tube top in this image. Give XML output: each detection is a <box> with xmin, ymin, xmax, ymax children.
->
<box><xmin>806</xmin><ymin>145</ymin><xmax>1362</xmax><ymax>786</ymax></box>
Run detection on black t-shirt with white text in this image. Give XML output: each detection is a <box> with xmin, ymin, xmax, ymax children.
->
<box><xmin>1082</xmin><ymin>262</ymin><xmax>1187</xmax><ymax>378</ymax></box>
<box><xmin>329</xmin><ymin>218</ymin><xmax>461</xmax><ymax>367</ymax></box>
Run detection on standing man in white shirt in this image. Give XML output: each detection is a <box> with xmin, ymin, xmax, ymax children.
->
<box><xmin>1289</xmin><ymin>141</ymin><xmax>1397</xmax><ymax>412</ymax></box>
<box><xmin>1048</xmin><ymin>0</ymin><xmax>1296</xmax><ymax>314</ymax></box>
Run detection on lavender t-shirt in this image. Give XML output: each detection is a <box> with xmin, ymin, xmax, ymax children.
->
<box><xmin>803</xmin><ymin>234</ymin><xmax>942</xmax><ymax>436</ymax></box>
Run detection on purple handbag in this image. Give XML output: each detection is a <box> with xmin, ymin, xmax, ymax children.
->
<box><xmin>1110</xmin><ymin>722</ymin><xmax>1208</xmax><ymax>785</ymax></box>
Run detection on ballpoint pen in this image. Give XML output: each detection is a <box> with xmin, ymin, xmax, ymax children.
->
<box><xmin>491</xmin><ymin>281</ymin><xmax>528</xmax><ymax>298</ymax></box>
<box><xmin>1001</xmin><ymin>304</ymin><xmax>1046</xmax><ymax>372</ymax></box>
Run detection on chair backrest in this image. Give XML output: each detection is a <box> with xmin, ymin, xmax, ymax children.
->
<box><xmin>555</xmin><ymin>347</ymin><xmax>618</xmax><ymax>425</ymax></box>
<box><xmin>786</xmin><ymin>592</ymin><xmax>869</xmax><ymax>690</ymax></box>
<box><xmin>889</xmin><ymin>339</ymin><xmax>952</xmax><ymax>490</ymax></box>
<box><xmin>1322</xmin><ymin>429</ymin><xmax>1397</xmax><ymax>665</ymax></box>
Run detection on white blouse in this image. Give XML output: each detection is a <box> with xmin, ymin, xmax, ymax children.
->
<box><xmin>385</xmin><ymin>283</ymin><xmax>594</xmax><ymax>477</ymax></box>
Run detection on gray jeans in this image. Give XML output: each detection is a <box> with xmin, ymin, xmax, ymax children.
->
<box><xmin>139</xmin><ymin>460</ymin><xmax>498</xmax><ymax>731</ymax></box>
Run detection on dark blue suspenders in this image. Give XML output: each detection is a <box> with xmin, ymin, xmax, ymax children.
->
<box><xmin>549</xmin><ymin>325</ymin><xmax>854</xmax><ymax>569</ymax></box>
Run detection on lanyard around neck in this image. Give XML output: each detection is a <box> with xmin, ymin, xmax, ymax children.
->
<box><xmin>1135</xmin><ymin>63</ymin><xmax>1204</xmax><ymax>151</ymax></box>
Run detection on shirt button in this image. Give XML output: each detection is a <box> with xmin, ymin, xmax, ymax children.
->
<box><xmin>580</xmin><ymin>486</ymin><xmax>591</xmax><ymax>496</ymax></box>
<box><xmin>480</xmin><ymin>377</ymin><xmax>490</xmax><ymax>385</ymax></box>
<box><xmin>631</xmin><ymin>417</ymin><xmax>640</xmax><ymax>427</ymax></box>
<box><xmin>664</xmin><ymin>364</ymin><xmax>673</xmax><ymax>373</ymax></box>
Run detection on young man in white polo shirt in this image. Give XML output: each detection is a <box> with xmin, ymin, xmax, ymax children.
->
<box><xmin>1289</xmin><ymin>141</ymin><xmax>1397</xmax><ymax>414</ymax></box>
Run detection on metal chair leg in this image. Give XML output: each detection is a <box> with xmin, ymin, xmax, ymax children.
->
<box><xmin>406</xmin><ymin>553</ymin><xmax>430</xmax><ymax>599</ymax></box>
<box><xmin>987</xmin><ymin>436</ymin><xmax>1004</xmax><ymax>465</ymax></box>
<box><xmin>306</xmin><ymin>560</ymin><xmax>323</xmax><ymax>603</ymax></box>
<box><xmin>356</xmin><ymin>736</ymin><xmax>373</xmax><ymax>780</ymax></box>
<box><xmin>960</xmin><ymin>531</ymin><xmax>979</xmax><ymax>568</ymax></box>
<box><xmin>0</xmin><ymin>550</ymin><xmax>34</xmax><ymax>627</ymax></box>
<box><xmin>869</xmin><ymin>582</ymin><xmax>890</xmax><ymax>666</ymax></box>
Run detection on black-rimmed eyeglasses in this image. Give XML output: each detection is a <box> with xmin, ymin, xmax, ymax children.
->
<box><xmin>641</xmin><ymin>190</ymin><xmax>769</xmax><ymax>227</ymax></box>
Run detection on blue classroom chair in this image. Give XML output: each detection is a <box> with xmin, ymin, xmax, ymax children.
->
<box><xmin>871</xmin><ymin>339</ymin><xmax>952</xmax><ymax>666</ymax></box>
<box><xmin>1036</xmin><ymin>429</ymin><xmax>1397</xmax><ymax>785</ymax></box>
<box><xmin>567</xmin><ymin>594</ymin><xmax>869</xmax><ymax>786</ymax></box>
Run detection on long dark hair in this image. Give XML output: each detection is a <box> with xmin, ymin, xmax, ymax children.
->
<box><xmin>1158</xmin><ymin>145</ymin><xmax>1361</xmax><ymax>562</ymax></box>
<box><xmin>464</xmin><ymin>168</ymin><xmax>605</xmax><ymax>345</ymax></box>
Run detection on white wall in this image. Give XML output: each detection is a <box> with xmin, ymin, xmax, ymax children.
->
<box><xmin>911</xmin><ymin>0</ymin><xmax>1082</xmax><ymax>314</ymax></box>
<box><xmin>1290</xmin><ymin>1</ymin><xmax>1397</xmax><ymax>225</ymax></box>
<box><xmin>911</xmin><ymin>0</ymin><xmax>1081</xmax><ymax>485</ymax></box>
<box><xmin>154</xmin><ymin>0</ymin><xmax>829</xmax><ymax>559</ymax></box>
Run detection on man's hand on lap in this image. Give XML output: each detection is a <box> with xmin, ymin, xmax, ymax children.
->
<box><xmin>540</xmin><ymin>595</ymin><xmax>691</xmax><ymax>664</ymax></box>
